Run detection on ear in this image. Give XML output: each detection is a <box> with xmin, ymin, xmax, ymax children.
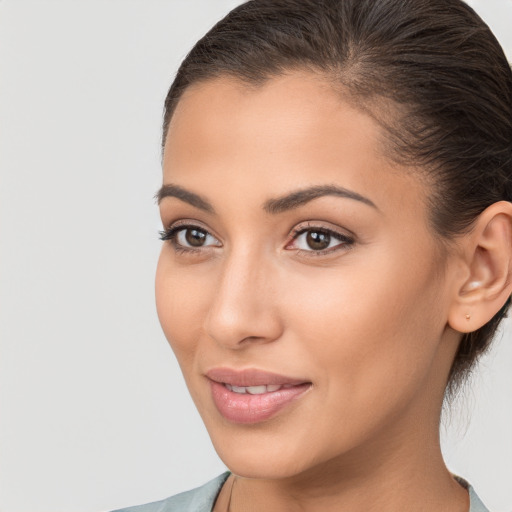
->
<box><xmin>448</xmin><ymin>201</ymin><xmax>512</xmax><ymax>333</ymax></box>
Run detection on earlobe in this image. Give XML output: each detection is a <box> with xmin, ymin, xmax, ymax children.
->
<box><xmin>448</xmin><ymin>201</ymin><xmax>512</xmax><ymax>334</ymax></box>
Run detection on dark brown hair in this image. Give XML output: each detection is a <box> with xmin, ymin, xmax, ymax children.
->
<box><xmin>162</xmin><ymin>0</ymin><xmax>512</xmax><ymax>393</ymax></box>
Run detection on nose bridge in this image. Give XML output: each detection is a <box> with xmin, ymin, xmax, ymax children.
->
<box><xmin>204</xmin><ymin>242</ymin><xmax>280</xmax><ymax>347</ymax></box>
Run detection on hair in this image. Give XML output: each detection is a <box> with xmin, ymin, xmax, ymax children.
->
<box><xmin>162</xmin><ymin>0</ymin><xmax>512</xmax><ymax>395</ymax></box>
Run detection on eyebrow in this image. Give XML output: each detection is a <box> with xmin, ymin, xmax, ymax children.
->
<box><xmin>156</xmin><ymin>183</ymin><xmax>378</xmax><ymax>214</ymax></box>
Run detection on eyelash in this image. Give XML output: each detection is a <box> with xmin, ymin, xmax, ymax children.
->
<box><xmin>158</xmin><ymin>221</ymin><xmax>355</xmax><ymax>258</ymax></box>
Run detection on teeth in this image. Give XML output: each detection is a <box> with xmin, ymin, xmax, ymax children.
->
<box><xmin>225</xmin><ymin>384</ymin><xmax>284</xmax><ymax>394</ymax></box>
<box><xmin>247</xmin><ymin>385</ymin><xmax>269</xmax><ymax>394</ymax></box>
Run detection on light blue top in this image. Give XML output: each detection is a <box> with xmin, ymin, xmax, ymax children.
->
<box><xmin>111</xmin><ymin>471</ymin><xmax>491</xmax><ymax>512</ymax></box>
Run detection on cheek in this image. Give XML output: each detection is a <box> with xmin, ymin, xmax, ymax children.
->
<box><xmin>155</xmin><ymin>249</ymin><xmax>211</xmax><ymax>364</ymax></box>
<box><xmin>284</xmin><ymin>246</ymin><xmax>446</xmax><ymax>411</ymax></box>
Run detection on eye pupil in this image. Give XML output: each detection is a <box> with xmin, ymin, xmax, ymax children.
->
<box><xmin>307</xmin><ymin>230</ymin><xmax>330</xmax><ymax>250</ymax></box>
<box><xmin>185</xmin><ymin>228</ymin><xmax>207</xmax><ymax>247</ymax></box>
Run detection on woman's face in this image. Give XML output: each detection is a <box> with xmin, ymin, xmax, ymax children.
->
<box><xmin>156</xmin><ymin>72</ymin><xmax>460</xmax><ymax>479</ymax></box>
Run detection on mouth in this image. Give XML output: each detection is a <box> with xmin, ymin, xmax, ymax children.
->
<box><xmin>205</xmin><ymin>368</ymin><xmax>312</xmax><ymax>424</ymax></box>
<box><xmin>223</xmin><ymin>383</ymin><xmax>298</xmax><ymax>394</ymax></box>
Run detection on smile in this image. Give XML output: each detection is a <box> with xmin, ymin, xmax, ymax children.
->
<box><xmin>206</xmin><ymin>368</ymin><xmax>312</xmax><ymax>424</ymax></box>
<box><xmin>224</xmin><ymin>383</ymin><xmax>295</xmax><ymax>394</ymax></box>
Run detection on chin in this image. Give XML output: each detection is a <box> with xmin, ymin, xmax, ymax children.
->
<box><xmin>219</xmin><ymin>452</ymin><xmax>310</xmax><ymax>480</ymax></box>
<box><xmin>206</xmin><ymin>421</ymin><xmax>324</xmax><ymax>480</ymax></box>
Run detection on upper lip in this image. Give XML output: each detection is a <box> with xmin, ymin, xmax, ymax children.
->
<box><xmin>205</xmin><ymin>367</ymin><xmax>310</xmax><ymax>387</ymax></box>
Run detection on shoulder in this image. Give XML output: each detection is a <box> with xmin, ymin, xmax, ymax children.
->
<box><xmin>111</xmin><ymin>472</ymin><xmax>231</xmax><ymax>512</ymax></box>
<box><xmin>454</xmin><ymin>475</ymin><xmax>491</xmax><ymax>512</ymax></box>
<box><xmin>468</xmin><ymin>485</ymin><xmax>491</xmax><ymax>512</ymax></box>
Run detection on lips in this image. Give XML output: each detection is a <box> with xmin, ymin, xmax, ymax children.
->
<box><xmin>206</xmin><ymin>368</ymin><xmax>312</xmax><ymax>424</ymax></box>
<box><xmin>206</xmin><ymin>367</ymin><xmax>309</xmax><ymax>387</ymax></box>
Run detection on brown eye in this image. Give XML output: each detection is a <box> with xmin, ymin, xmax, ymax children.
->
<box><xmin>184</xmin><ymin>228</ymin><xmax>207</xmax><ymax>247</ymax></box>
<box><xmin>159</xmin><ymin>223</ymin><xmax>222</xmax><ymax>253</ymax></box>
<box><xmin>305</xmin><ymin>230</ymin><xmax>331</xmax><ymax>250</ymax></box>
<box><xmin>288</xmin><ymin>225</ymin><xmax>354</xmax><ymax>256</ymax></box>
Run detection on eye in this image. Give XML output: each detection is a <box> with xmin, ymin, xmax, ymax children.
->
<box><xmin>159</xmin><ymin>223</ymin><xmax>221</xmax><ymax>254</ymax></box>
<box><xmin>159</xmin><ymin>221</ymin><xmax>354</xmax><ymax>257</ymax></box>
<box><xmin>287</xmin><ymin>223</ymin><xmax>354</xmax><ymax>257</ymax></box>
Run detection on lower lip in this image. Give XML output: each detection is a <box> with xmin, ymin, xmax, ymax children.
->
<box><xmin>209</xmin><ymin>380</ymin><xmax>311</xmax><ymax>424</ymax></box>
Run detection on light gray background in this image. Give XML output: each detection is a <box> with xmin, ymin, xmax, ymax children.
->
<box><xmin>0</xmin><ymin>1</ymin><xmax>511</xmax><ymax>511</ymax></box>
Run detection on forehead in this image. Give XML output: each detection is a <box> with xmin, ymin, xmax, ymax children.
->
<box><xmin>163</xmin><ymin>72</ymin><xmax>430</xmax><ymax>228</ymax></box>
<box><xmin>166</xmin><ymin>72</ymin><xmax>382</xmax><ymax>153</ymax></box>
<box><xmin>166</xmin><ymin>73</ymin><xmax>382</xmax><ymax>173</ymax></box>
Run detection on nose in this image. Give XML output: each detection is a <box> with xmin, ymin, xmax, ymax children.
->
<box><xmin>203</xmin><ymin>245</ymin><xmax>283</xmax><ymax>349</ymax></box>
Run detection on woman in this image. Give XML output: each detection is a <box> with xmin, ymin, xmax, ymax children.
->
<box><xmin>114</xmin><ymin>0</ymin><xmax>512</xmax><ymax>510</ymax></box>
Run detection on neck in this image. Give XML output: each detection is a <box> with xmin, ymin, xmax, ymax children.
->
<box><xmin>229</xmin><ymin>427</ymin><xmax>468</xmax><ymax>512</ymax></box>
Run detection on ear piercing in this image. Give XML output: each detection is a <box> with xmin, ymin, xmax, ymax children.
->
<box><xmin>465</xmin><ymin>314</ymin><xmax>471</xmax><ymax>320</ymax></box>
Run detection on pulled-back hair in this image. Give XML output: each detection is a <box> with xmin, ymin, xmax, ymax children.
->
<box><xmin>162</xmin><ymin>0</ymin><xmax>512</xmax><ymax>393</ymax></box>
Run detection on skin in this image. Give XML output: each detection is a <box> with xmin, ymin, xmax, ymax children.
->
<box><xmin>155</xmin><ymin>72</ymin><xmax>511</xmax><ymax>511</ymax></box>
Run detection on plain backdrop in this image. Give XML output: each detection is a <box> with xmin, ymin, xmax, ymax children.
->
<box><xmin>0</xmin><ymin>1</ymin><xmax>511</xmax><ymax>511</ymax></box>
